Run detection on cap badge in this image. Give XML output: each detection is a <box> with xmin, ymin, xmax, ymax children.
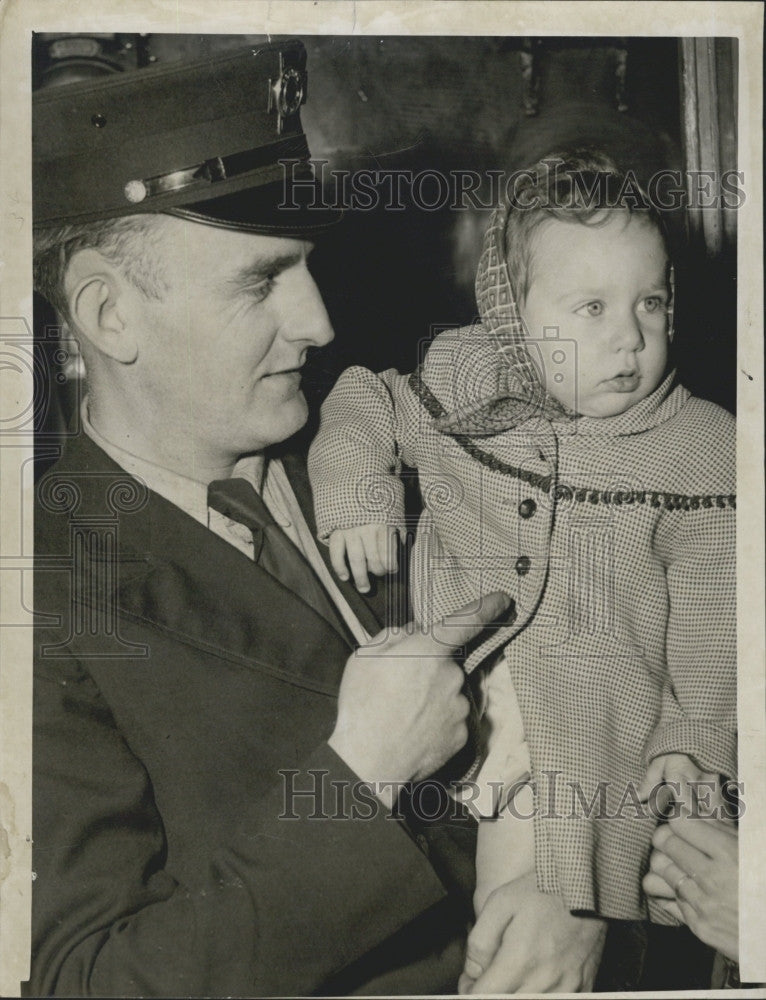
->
<box><xmin>267</xmin><ymin>52</ymin><xmax>306</xmax><ymax>135</ymax></box>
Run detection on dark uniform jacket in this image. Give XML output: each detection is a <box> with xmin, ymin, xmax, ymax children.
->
<box><xmin>28</xmin><ymin>431</ymin><xmax>476</xmax><ymax>997</ymax></box>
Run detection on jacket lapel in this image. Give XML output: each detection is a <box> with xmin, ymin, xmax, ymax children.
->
<box><xmin>42</xmin><ymin>434</ymin><xmax>354</xmax><ymax>695</ymax></box>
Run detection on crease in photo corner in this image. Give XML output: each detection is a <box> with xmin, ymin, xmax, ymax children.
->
<box><xmin>0</xmin><ymin>0</ymin><xmax>764</xmax><ymax>995</ymax></box>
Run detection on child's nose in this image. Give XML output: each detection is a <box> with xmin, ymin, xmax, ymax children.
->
<box><xmin>611</xmin><ymin>312</ymin><xmax>645</xmax><ymax>352</ymax></box>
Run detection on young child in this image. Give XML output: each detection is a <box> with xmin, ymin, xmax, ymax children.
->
<box><xmin>308</xmin><ymin>151</ymin><xmax>736</xmax><ymax>931</ymax></box>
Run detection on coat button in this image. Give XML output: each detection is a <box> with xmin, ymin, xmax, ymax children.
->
<box><xmin>518</xmin><ymin>498</ymin><xmax>537</xmax><ymax>518</ymax></box>
<box><xmin>515</xmin><ymin>556</ymin><xmax>531</xmax><ymax>575</ymax></box>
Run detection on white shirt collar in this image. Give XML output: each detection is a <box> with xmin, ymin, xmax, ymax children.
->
<box><xmin>81</xmin><ymin>396</ymin><xmax>265</xmax><ymax>523</ymax></box>
<box><xmin>81</xmin><ymin>398</ymin><xmax>372</xmax><ymax>645</ymax></box>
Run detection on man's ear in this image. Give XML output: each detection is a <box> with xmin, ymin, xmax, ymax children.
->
<box><xmin>64</xmin><ymin>248</ymin><xmax>139</xmax><ymax>364</ymax></box>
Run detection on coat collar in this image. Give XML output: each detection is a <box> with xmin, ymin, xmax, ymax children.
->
<box><xmin>550</xmin><ymin>371</ymin><xmax>690</xmax><ymax>438</ymax></box>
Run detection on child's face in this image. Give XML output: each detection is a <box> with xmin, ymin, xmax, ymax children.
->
<box><xmin>519</xmin><ymin>212</ymin><xmax>670</xmax><ymax>418</ymax></box>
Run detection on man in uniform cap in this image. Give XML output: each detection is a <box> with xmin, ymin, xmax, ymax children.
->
<box><xmin>29</xmin><ymin>40</ymin><xmax>602</xmax><ymax>996</ymax></box>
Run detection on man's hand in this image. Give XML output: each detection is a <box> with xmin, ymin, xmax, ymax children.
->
<box><xmin>458</xmin><ymin>872</ymin><xmax>607</xmax><ymax>994</ymax></box>
<box><xmin>328</xmin><ymin>524</ymin><xmax>400</xmax><ymax>593</ymax></box>
<box><xmin>329</xmin><ymin>592</ymin><xmax>511</xmax><ymax>796</ymax></box>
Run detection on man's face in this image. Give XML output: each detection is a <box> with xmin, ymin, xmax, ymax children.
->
<box><xmin>520</xmin><ymin>212</ymin><xmax>670</xmax><ymax>418</ymax></box>
<box><xmin>130</xmin><ymin>217</ymin><xmax>334</xmax><ymax>468</ymax></box>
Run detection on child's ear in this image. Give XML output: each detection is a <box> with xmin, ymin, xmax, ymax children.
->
<box><xmin>64</xmin><ymin>249</ymin><xmax>139</xmax><ymax>364</ymax></box>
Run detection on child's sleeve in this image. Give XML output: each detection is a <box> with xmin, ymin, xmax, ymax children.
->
<box><xmin>645</xmin><ymin>500</ymin><xmax>737</xmax><ymax>781</ymax></box>
<box><xmin>308</xmin><ymin>366</ymin><xmax>424</xmax><ymax>543</ymax></box>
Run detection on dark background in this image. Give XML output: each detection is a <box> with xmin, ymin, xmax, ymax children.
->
<box><xmin>33</xmin><ymin>33</ymin><xmax>738</xmax><ymax>461</ymax></box>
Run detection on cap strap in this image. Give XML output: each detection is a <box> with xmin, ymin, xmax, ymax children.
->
<box><xmin>123</xmin><ymin>133</ymin><xmax>310</xmax><ymax>205</ymax></box>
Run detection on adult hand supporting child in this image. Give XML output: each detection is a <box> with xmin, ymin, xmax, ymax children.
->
<box><xmin>457</xmin><ymin>871</ymin><xmax>607</xmax><ymax>994</ymax></box>
<box><xmin>643</xmin><ymin>813</ymin><xmax>739</xmax><ymax>963</ymax></box>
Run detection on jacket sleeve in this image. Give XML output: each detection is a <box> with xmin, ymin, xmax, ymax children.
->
<box><xmin>645</xmin><ymin>502</ymin><xmax>737</xmax><ymax>780</ymax></box>
<box><xmin>307</xmin><ymin>324</ymin><xmax>500</xmax><ymax>543</ymax></box>
<box><xmin>308</xmin><ymin>365</ymin><xmax>426</xmax><ymax>542</ymax></box>
<box><xmin>29</xmin><ymin>643</ymin><xmax>448</xmax><ymax>998</ymax></box>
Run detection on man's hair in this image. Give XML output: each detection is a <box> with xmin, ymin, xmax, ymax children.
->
<box><xmin>504</xmin><ymin>149</ymin><xmax>668</xmax><ymax>303</ymax></box>
<box><xmin>33</xmin><ymin>213</ymin><xmax>172</xmax><ymax>324</ymax></box>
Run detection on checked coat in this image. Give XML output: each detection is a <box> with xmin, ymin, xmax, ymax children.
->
<box><xmin>308</xmin><ymin>328</ymin><xmax>736</xmax><ymax>921</ymax></box>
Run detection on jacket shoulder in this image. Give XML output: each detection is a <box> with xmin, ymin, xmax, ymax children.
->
<box><xmin>420</xmin><ymin>323</ymin><xmax>508</xmax><ymax>413</ymax></box>
<box><xmin>679</xmin><ymin>394</ymin><xmax>735</xmax><ymax>437</ymax></box>
<box><xmin>668</xmin><ymin>394</ymin><xmax>735</xmax><ymax>491</ymax></box>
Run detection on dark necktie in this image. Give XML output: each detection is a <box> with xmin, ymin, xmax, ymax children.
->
<box><xmin>207</xmin><ymin>476</ymin><xmax>351</xmax><ymax>640</ymax></box>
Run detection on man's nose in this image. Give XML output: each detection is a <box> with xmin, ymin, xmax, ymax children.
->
<box><xmin>284</xmin><ymin>267</ymin><xmax>335</xmax><ymax>348</ymax></box>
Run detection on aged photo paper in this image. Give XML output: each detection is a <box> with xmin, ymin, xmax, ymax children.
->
<box><xmin>1</xmin><ymin>0</ymin><xmax>763</xmax><ymax>995</ymax></box>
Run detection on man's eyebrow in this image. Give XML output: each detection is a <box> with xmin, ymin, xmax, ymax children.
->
<box><xmin>228</xmin><ymin>248</ymin><xmax>306</xmax><ymax>288</ymax></box>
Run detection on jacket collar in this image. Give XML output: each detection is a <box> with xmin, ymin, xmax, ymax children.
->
<box><xmin>551</xmin><ymin>370</ymin><xmax>690</xmax><ymax>438</ymax></box>
<box><xmin>38</xmin><ymin>432</ymin><xmax>382</xmax><ymax>695</ymax></box>
<box><xmin>76</xmin><ymin>404</ymin><xmax>386</xmax><ymax>637</ymax></box>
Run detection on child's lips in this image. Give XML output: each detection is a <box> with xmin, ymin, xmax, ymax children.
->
<box><xmin>603</xmin><ymin>372</ymin><xmax>640</xmax><ymax>392</ymax></box>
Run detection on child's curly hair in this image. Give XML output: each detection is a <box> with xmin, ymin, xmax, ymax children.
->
<box><xmin>504</xmin><ymin>149</ymin><xmax>670</xmax><ymax>303</ymax></box>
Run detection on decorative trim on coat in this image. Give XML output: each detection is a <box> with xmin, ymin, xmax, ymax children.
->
<box><xmin>408</xmin><ymin>369</ymin><xmax>736</xmax><ymax>512</ymax></box>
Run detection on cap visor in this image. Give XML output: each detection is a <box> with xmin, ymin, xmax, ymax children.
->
<box><xmin>165</xmin><ymin>180</ymin><xmax>342</xmax><ymax>236</ymax></box>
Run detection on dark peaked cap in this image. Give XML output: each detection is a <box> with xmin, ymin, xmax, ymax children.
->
<box><xmin>33</xmin><ymin>39</ymin><xmax>340</xmax><ymax>235</ymax></box>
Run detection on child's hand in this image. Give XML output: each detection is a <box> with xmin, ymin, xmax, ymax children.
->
<box><xmin>328</xmin><ymin>524</ymin><xmax>400</xmax><ymax>593</ymax></box>
<box><xmin>638</xmin><ymin>752</ymin><xmax>724</xmax><ymax>816</ymax></box>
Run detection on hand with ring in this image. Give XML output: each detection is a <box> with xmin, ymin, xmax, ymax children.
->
<box><xmin>674</xmin><ymin>872</ymin><xmax>696</xmax><ymax>897</ymax></box>
<box><xmin>643</xmin><ymin>813</ymin><xmax>738</xmax><ymax>962</ymax></box>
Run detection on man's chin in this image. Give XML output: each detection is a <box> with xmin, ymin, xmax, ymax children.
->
<box><xmin>259</xmin><ymin>394</ymin><xmax>309</xmax><ymax>448</ymax></box>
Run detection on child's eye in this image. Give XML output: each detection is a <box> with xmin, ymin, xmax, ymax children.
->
<box><xmin>638</xmin><ymin>295</ymin><xmax>666</xmax><ymax>314</ymax></box>
<box><xmin>575</xmin><ymin>301</ymin><xmax>604</xmax><ymax>317</ymax></box>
